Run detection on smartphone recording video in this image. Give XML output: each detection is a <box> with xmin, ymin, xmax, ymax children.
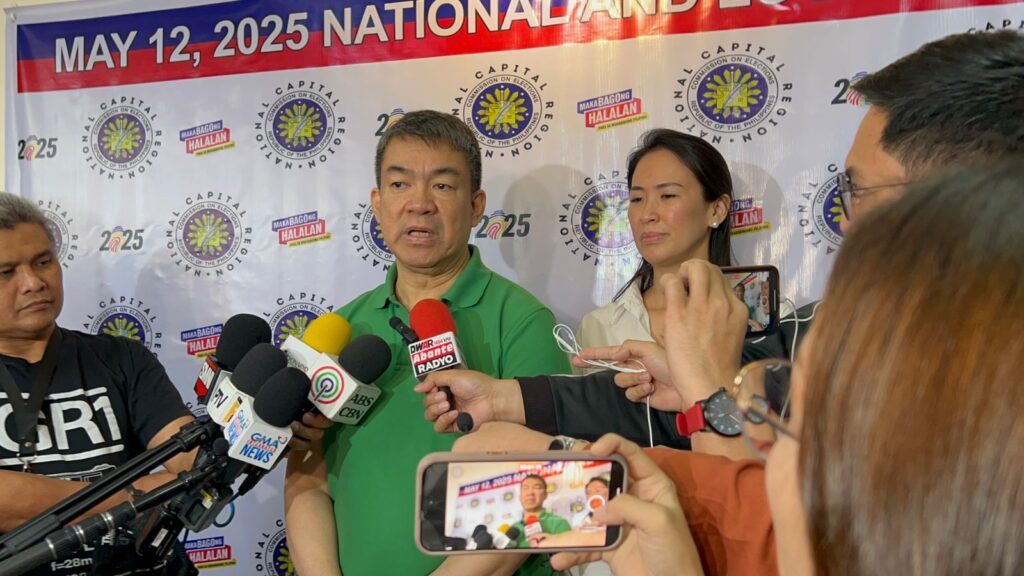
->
<box><xmin>723</xmin><ymin>265</ymin><xmax>780</xmax><ymax>337</ymax></box>
<box><xmin>417</xmin><ymin>453</ymin><xmax>626</xmax><ymax>554</ymax></box>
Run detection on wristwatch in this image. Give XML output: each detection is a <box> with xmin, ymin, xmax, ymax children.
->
<box><xmin>676</xmin><ymin>388</ymin><xmax>744</xmax><ymax>438</ymax></box>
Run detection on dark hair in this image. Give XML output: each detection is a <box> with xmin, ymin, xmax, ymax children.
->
<box><xmin>853</xmin><ymin>30</ymin><xmax>1024</xmax><ymax>177</ymax></box>
<box><xmin>617</xmin><ymin>129</ymin><xmax>733</xmax><ymax>298</ymax></box>
<box><xmin>800</xmin><ymin>162</ymin><xmax>1024</xmax><ymax>575</ymax></box>
<box><xmin>586</xmin><ymin>476</ymin><xmax>609</xmax><ymax>489</ymax></box>
<box><xmin>374</xmin><ymin>110</ymin><xmax>483</xmax><ymax>192</ymax></box>
<box><xmin>0</xmin><ymin>192</ymin><xmax>54</xmax><ymax>243</ymax></box>
<box><xmin>521</xmin><ymin>474</ymin><xmax>547</xmax><ymax>489</ymax></box>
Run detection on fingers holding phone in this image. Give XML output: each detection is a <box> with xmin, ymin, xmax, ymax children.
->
<box><xmin>552</xmin><ymin>434</ymin><xmax>704</xmax><ymax>576</ymax></box>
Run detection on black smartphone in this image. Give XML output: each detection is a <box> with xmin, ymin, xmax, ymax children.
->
<box><xmin>723</xmin><ymin>265</ymin><xmax>780</xmax><ymax>337</ymax></box>
<box><xmin>416</xmin><ymin>452</ymin><xmax>627</xmax><ymax>554</ymax></box>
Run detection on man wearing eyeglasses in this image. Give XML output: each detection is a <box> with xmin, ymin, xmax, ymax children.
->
<box><xmin>418</xmin><ymin>29</ymin><xmax>1024</xmax><ymax>576</ymax></box>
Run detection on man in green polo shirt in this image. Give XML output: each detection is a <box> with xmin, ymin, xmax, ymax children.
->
<box><xmin>513</xmin><ymin>475</ymin><xmax>572</xmax><ymax>548</ymax></box>
<box><xmin>285</xmin><ymin>110</ymin><xmax>571</xmax><ymax>576</ymax></box>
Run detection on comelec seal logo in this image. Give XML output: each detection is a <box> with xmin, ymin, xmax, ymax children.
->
<box><xmin>37</xmin><ymin>200</ymin><xmax>79</xmax><ymax>270</ymax></box>
<box><xmin>559</xmin><ymin>171</ymin><xmax>639</xmax><ymax>267</ymax></box>
<box><xmin>350</xmin><ymin>204</ymin><xmax>394</xmax><ymax>271</ymax></box>
<box><xmin>254</xmin><ymin>519</ymin><xmax>294</xmax><ymax>576</ymax></box>
<box><xmin>796</xmin><ymin>164</ymin><xmax>844</xmax><ymax>254</ymax></box>
<box><xmin>166</xmin><ymin>192</ymin><xmax>251</xmax><ymax>278</ymax></box>
<box><xmin>262</xmin><ymin>292</ymin><xmax>332</xmax><ymax>347</ymax></box>
<box><xmin>453</xmin><ymin>64</ymin><xmax>554</xmax><ymax>158</ymax></box>
<box><xmin>256</xmin><ymin>81</ymin><xmax>345</xmax><ymax>170</ymax></box>
<box><xmin>83</xmin><ymin>296</ymin><xmax>163</xmax><ymax>355</ymax></box>
<box><xmin>674</xmin><ymin>44</ymin><xmax>793</xmax><ymax>144</ymax></box>
<box><xmin>82</xmin><ymin>96</ymin><xmax>161</xmax><ymax>179</ymax></box>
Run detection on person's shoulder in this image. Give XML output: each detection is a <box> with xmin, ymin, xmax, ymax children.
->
<box><xmin>60</xmin><ymin>328</ymin><xmax>148</xmax><ymax>360</ymax></box>
<box><xmin>485</xmin><ymin>270</ymin><xmax>552</xmax><ymax>315</ymax></box>
<box><xmin>338</xmin><ymin>284</ymin><xmax>387</xmax><ymax>318</ymax></box>
<box><xmin>580</xmin><ymin>298</ymin><xmax>622</xmax><ymax>329</ymax></box>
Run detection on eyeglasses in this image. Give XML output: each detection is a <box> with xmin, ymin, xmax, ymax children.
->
<box><xmin>727</xmin><ymin>359</ymin><xmax>798</xmax><ymax>461</ymax></box>
<box><xmin>835</xmin><ymin>171</ymin><xmax>908</xmax><ymax>220</ymax></box>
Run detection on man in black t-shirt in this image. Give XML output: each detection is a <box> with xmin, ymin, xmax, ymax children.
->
<box><xmin>0</xmin><ymin>193</ymin><xmax>331</xmax><ymax>575</ymax></box>
<box><xmin>0</xmin><ymin>194</ymin><xmax>199</xmax><ymax>575</ymax></box>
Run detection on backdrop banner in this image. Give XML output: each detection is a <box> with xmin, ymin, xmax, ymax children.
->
<box><xmin>6</xmin><ymin>0</ymin><xmax>1022</xmax><ymax>573</ymax></box>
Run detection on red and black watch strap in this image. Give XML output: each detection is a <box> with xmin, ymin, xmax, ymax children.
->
<box><xmin>675</xmin><ymin>402</ymin><xmax>707</xmax><ymax>437</ymax></box>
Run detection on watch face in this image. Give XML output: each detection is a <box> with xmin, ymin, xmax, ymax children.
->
<box><xmin>703</xmin><ymin>390</ymin><xmax>743</xmax><ymax>437</ymax></box>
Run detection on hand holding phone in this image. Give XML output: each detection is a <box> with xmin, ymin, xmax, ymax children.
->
<box><xmin>550</xmin><ymin>434</ymin><xmax>705</xmax><ymax>576</ymax></box>
<box><xmin>416</xmin><ymin>451</ymin><xmax>627</xmax><ymax>554</ymax></box>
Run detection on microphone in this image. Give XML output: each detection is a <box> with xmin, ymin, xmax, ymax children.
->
<box><xmin>524</xmin><ymin>515</ymin><xmax>543</xmax><ymax>540</ymax></box>
<box><xmin>493</xmin><ymin>524</ymin><xmax>520</xmax><ymax>549</ymax></box>
<box><xmin>465</xmin><ymin>524</ymin><xmax>494</xmax><ymax>551</ymax></box>
<box><xmin>309</xmin><ymin>335</ymin><xmax>391</xmax><ymax>424</ymax></box>
<box><xmin>194</xmin><ymin>314</ymin><xmax>271</xmax><ymax>404</ymax></box>
<box><xmin>206</xmin><ymin>343</ymin><xmax>287</xmax><ymax>426</ymax></box>
<box><xmin>172</xmin><ymin>370</ymin><xmax>309</xmax><ymax>532</ymax></box>
<box><xmin>388</xmin><ymin>316</ymin><xmax>418</xmax><ymax>345</ymax></box>
<box><xmin>408</xmin><ymin>299</ymin><xmax>465</xmax><ymax>377</ymax></box>
<box><xmin>407</xmin><ymin>299</ymin><xmax>473</xmax><ymax>432</ymax></box>
<box><xmin>280</xmin><ymin>313</ymin><xmax>352</xmax><ymax>372</ymax></box>
<box><xmin>224</xmin><ymin>367</ymin><xmax>311</xmax><ymax>470</ymax></box>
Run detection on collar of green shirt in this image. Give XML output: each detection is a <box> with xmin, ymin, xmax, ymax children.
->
<box><xmin>368</xmin><ymin>245</ymin><xmax>492</xmax><ymax>312</ymax></box>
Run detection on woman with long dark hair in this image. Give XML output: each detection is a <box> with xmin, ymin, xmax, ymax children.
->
<box><xmin>577</xmin><ymin>129</ymin><xmax>732</xmax><ymax>350</ymax></box>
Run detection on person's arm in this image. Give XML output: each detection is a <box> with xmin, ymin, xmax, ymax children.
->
<box><xmin>659</xmin><ymin>263</ymin><xmax>752</xmax><ymax>459</ymax></box>
<box><xmin>0</xmin><ymin>468</ymin><xmax>179</xmax><ymax>533</ymax></box>
<box><xmin>418</xmin><ymin>369</ymin><xmax>688</xmax><ymax>447</ymax></box>
<box><xmin>0</xmin><ymin>414</ymin><xmax>192</xmax><ymax>533</ymax></box>
<box><xmin>284</xmin><ymin>442</ymin><xmax>341</xmax><ymax>576</ymax></box>
<box><xmin>646</xmin><ymin>447</ymin><xmax>777</xmax><ymax>576</ymax></box>
<box><xmin>542</xmin><ymin>373</ymin><xmax>688</xmax><ymax>448</ymax></box>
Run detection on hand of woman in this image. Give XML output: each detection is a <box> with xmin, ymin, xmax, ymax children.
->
<box><xmin>575</xmin><ymin>340</ymin><xmax>685</xmax><ymax>412</ymax></box>
<box><xmin>660</xmin><ymin>260</ymin><xmax>748</xmax><ymax>406</ymax></box>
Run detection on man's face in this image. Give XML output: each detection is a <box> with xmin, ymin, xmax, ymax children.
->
<box><xmin>519</xmin><ymin>477</ymin><xmax>547</xmax><ymax>513</ymax></box>
<box><xmin>840</xmin><ymin>106</ymin><xmax>909</xmax><ymax>234</ymax></box>
<box><xmin>585</xmin><ymin>480</ymin><xmax>608</xmax><ymax>500</ymax></box>
<box><xmin>0</xmin><ymin>223</ymin><xmax>63</xmax><ymax>339</ymax></box>
<box><xmin>371</xmin><ymin>136</ymin><xmax>486</xmax><ymax>274</ymax></box>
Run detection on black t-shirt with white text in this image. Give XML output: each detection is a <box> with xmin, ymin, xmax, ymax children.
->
<box><xmin>0</xmin><ymin>328</ymin><xmax>191</xmax><ymax>576</ymax></box>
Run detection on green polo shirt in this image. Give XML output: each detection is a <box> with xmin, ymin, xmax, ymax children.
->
<box><xmin>323</xmin><ymin>246</ymin><xmax>571</xmax><ymax>575</ymax></box>
<box><xmin>512</xmin><ymin>510</ymin><xmax>573</xmax><ymax>548</ymax></box>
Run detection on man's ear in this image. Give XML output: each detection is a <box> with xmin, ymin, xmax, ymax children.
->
<box><xmin>471</xmin><ymin>189</ymin><xmax>487</xmax><ymax>225</ymax></box>
<box><xmin>371</xmin><ymin>187</ymin><xmax>381</xmax><ymax>214</ymax></box>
